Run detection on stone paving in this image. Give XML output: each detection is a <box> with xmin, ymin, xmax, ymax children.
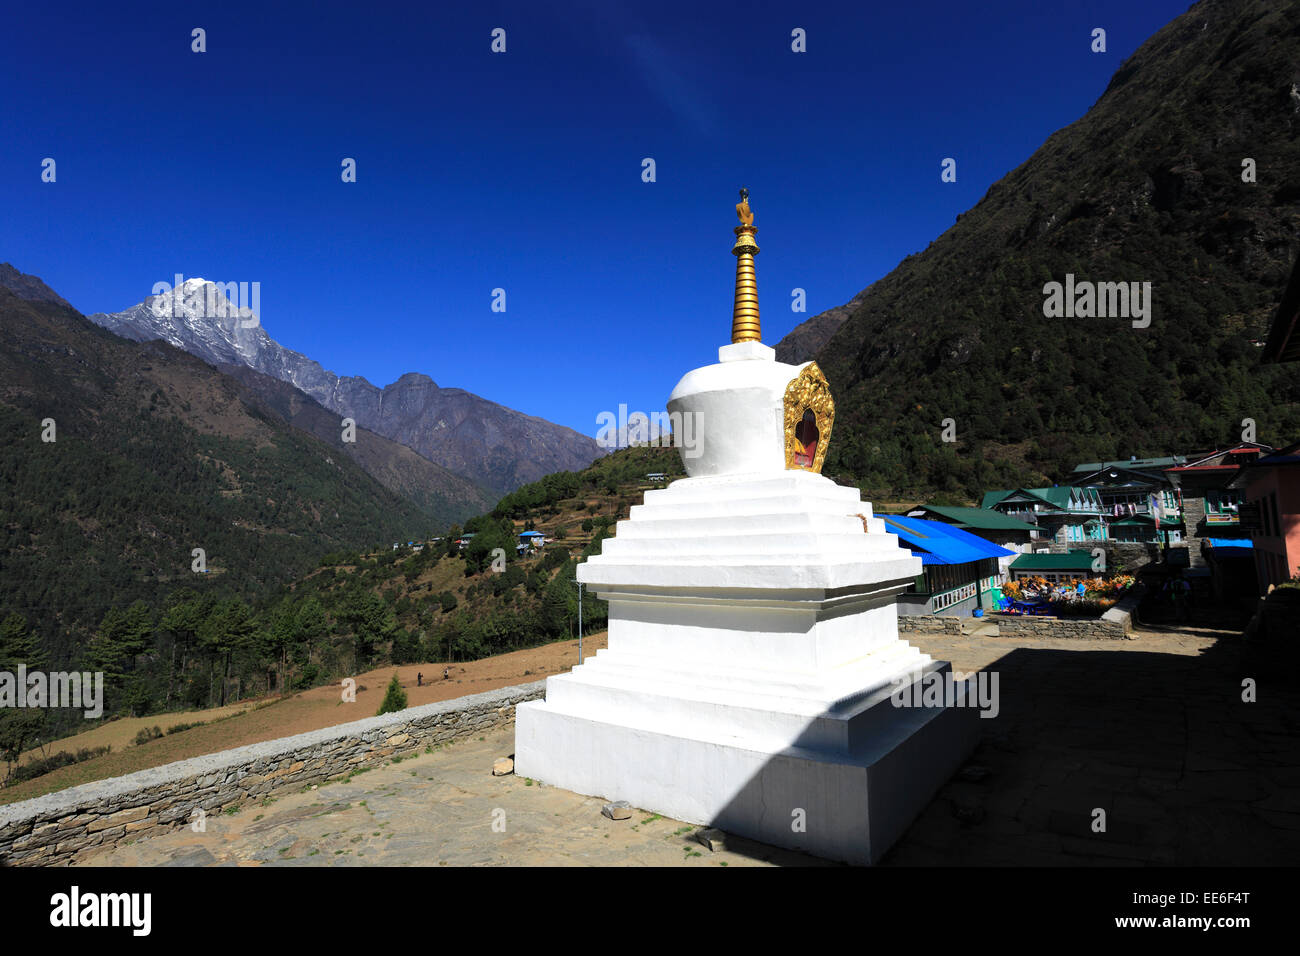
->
<box><xmin>91</xmin><ymin>731</ymin><xmax>827</xmax><ymax>867</ymax></box>
<box><xmin>88</xmin><ymin>620</ymin><xmax>1299</xmax><ymax>866</ymax></box>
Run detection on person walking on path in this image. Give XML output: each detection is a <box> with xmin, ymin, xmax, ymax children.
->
<box><xmin>1171</xmin><ymin>576</ymin><xmax>1191</xmax><ymax>622</ymax></box>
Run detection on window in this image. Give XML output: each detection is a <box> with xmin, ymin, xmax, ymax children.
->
<box><xmin>1205</xmin><ymin>491</ymin><xmax>1241</xmax><ymax>514</ymax></box>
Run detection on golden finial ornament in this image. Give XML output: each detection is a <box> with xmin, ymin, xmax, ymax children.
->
<box><xmin>731</xmin><ymin>187</ymin><xmax>761</xmax><ymax>343</ymax></box>
<box><xmin>735</xmin><ymin>189</ymin><xmax>754</xmax><ymax>226</ymax></box>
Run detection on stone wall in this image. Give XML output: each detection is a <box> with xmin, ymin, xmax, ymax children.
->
<box><xmin>1182</xmin><ymin>497</ymin><xmax>1208</xmax><ymax>567</ymax></box>
<box><xmin>0</xmin><ymin>680</ymin><xmax>546</xmax><ymax>867</ymax></box>
<box><xmin>1099</xmin><ymin>541</ymin><xmax>1161</xmax><ymax>573</ymax></box>
<box><xmin>898</xmin><ymin>615</ymin><xmax>962</xmax><ymax>635</ymax></box>
<box><xmin>989</xmin><ymin>614</ymin><xmax>1128</xmax><ymax>639</ymax></box>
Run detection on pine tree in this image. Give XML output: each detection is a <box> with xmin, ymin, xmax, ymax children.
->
<box><xmin>0</xmin><ymin>612</ymin><xmax>43</xmax><ymax>671</ymax></box>
<box><xmin>377</xmin><ymin>672</ymin><xmax>407</xmax><ymax>716</ymax></box>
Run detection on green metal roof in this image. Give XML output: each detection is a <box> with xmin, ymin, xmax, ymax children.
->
<box><xmin>1033</xmin><ymin>487</ymin><xmax>1073</xmax><ymax>508</ymax></box>
<box><xmin>912</xmin><ymin>505</ymin><xmax>1041</xmax><ymax>532</ymax></box>
<box><xmin>1010</xmin><ymin>550</ymin><xmax>1098</xmax><ymax>571</ymax></box>
<box><xmin>980</xmin><ymin>490</ymin><xmax>1010</xmax><ymax>509</ymax></box>
<box><xmin>981</xmin><ymin>487</ymin><xmax>1099</xmax><ymax>511</ymax></box>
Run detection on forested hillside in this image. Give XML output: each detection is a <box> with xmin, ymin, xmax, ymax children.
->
<box><xmin>0</xmin><ymin>283</ymin><xmax>447</xmax><ymax>757</ymax></box>
<box><xmin>812</xmin><ymin>0</ymin><xmax>1300</xmax><ymax>498</ymax></box>
<box><xmin>0</xmin><ymin>439</ymin><xmax>679</xmax><ymax>771</ymax></box>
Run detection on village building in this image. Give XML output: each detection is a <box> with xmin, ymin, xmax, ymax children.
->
<box><xmin>904</xmin><ymin>505</ymin><xmax>1042</xmax><ymax>582</ymax></box>
<box><xmin>1165</xmin><ymin>443</ymin><xmax>1271</xmax><ymax>565</ymax></box>
<box><xmin>981</xmin><ymin>486</ymin><xmax>1109</xmax><ymax>548</ymax></box>
<box><xmin>515</xmin><ymin>530</ymin><xmax>546</xmax><ymax>555</ymax></box>
<box><xmin>1229</xmin><ymin>439</ymin><xmax>1300</xmax><ymax>592</ymax></box>
<box><xmin>1104</xmin><ymin>513</ymin><xmax>1171</xmax><ymax>546</ymax></box>
<box><xmin>1008</xmin><ymin>550</ymin><xmax>1104</xmax><ymax>583</ymax></box>
<box><xmin>883</xmin><ymin>515</ymin><xmax>1013</xmax><ymax>616</ymax></box>
<box><xmin>1067</xmin><ymin>457</ymin><xmax>1185</xmax><ymax>545</ymax></box>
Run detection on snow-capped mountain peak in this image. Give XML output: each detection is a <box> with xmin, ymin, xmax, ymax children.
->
<box><xmin>93</xmin><ymin>279</ymin><xmax>268</xmax><ymax>367</ymax></box>
<box><xmin>87</xmin><ymin>282</ymin><xmax>605</xmax><ymax>494</ymax></box>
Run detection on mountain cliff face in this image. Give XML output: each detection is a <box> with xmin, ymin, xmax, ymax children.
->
<box><xmin>215</xmin><ymin>364</ymin><xmax>495</xmax><ymax>524</ymax></box>
<box><xmin>774</xmin><ymin>287</ymin><xmax>870</xmax><ymax>364</ymax></box>
<box><xmin>810</xmin><ymin>0</ymin><xmax>1300</xmax><ymax>497</ymax></box>
<box><xmin>89</xmin><ymin>282</ymin><xmax>604</xmax><ymax>496</ymax></box>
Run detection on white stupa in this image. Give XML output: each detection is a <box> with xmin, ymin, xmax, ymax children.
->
<box><xmin>514</xmin><ymin>190</ymin><xmax>977</xmax><ymax>864</ymax></box>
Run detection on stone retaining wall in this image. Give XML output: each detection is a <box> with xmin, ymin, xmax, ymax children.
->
<box><xmin>0</xmin><ymin>680</ymin><xmax>546</xmax><ymax>867</ymax></box>
<box><xmin>987</xmin><ymin>614</ymin><xmax>1128</xmax><ymax>639</ymax></box>
<box><xmin>898</xmin><ymin>615</ymin><xmax>962</xmax><ymax>635</ymax></box>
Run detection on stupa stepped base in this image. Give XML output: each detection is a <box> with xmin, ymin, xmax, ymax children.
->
<box><xmin>540</xmin><ymin>632</ymin><xmax>933</xmax><ymax>750</ymax></box>
<box><xmin>514</xmin><ymin>660</ymin><xmax>979</xmax><ymax>865</ymax></box>
<box><xmin>580</xmin><ymin>471</ymin><xmax>919</xmax><ymax>592</ymax></box>
<box><xmin>514</xmin><ymin>467</ymin><xmax>979</xmax><ymax>864</ymax></box>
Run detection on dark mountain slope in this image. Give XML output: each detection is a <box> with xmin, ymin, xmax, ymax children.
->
<box><xmin>774</xmin><ymin>287</ymin><xmax>869</xmax><ymax>365</ymax></box>
<box><xmin>0</xmin><ymin>282</ymin><xmax>442</xmax><ymax>654</ymax></box>
<box><xmin>0</xmin><ymin>262</ymin><xmax>73</xmax><ymax>310</ymax></box>
<box><xmin>815</xmin><ymin>0</ymin><xmax>1300</xmax><ymax>497</ymax></box>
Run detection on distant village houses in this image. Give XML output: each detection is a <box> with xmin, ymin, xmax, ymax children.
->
<box><xmin>981</xmin><ymin>486</ymin><xmax>1108</xmax><ymax>547</ymax></box>
<box><xmin>899</xmin><ymin>435</ymin><xmax>1294</xmax><ymax>615</ymax></box>
<box><xmin>516</xmin><ymin>530</ymin><xmax>546</xmax><ymax>555</ymax></box>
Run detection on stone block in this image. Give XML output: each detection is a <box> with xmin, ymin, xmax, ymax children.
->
<box><xmin>602</xmin><ymin>801</ymin><xmax>632</xmax><ymax>820</ymax></box>
<box><xmin>695</xmin><ymin>828</ymin><xmax>726</xmax><ymax>851</ymax></box>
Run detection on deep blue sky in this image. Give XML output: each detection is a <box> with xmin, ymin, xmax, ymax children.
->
<box><xmin>2</xmin><ymin>0</ymin><xmax>1193</xmax><ymax>438</ymax></box>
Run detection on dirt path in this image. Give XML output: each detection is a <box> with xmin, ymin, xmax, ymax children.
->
<box><xmin>17</xmin><ymin>700</ymin><xmax>261</xmax><ymax>767</ymax></box>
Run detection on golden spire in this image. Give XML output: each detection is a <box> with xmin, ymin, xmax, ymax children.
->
<box><xmin>731</xmin><ymin>187</ymin><xmax>761</xmax><ymax>343</ymax></box>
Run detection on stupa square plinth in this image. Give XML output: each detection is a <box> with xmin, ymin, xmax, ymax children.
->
<box><xmin>514</xmin><ymin>192</ymin><xmax>978</xmax><ymax>864</ymax></box>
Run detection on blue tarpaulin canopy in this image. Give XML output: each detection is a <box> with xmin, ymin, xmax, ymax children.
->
<box><xmin>881</xmin><ymin>515</ymin><xmax>1016</xmax><ymax>566</ymax></box>
<box><xmin>1205</xmin><ymin>538</ymin><xmax>1252</xmax><ymax>549</ymax></box>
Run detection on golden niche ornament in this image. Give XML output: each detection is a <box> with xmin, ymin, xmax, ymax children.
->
<box><xmin>783</xmin><ymin>362</ymin><xmax>835</xmax><ymax>473</ymax></box>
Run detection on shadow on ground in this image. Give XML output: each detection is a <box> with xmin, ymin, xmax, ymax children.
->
<box><xmin>876</xmin><ymin>622</ymin><xmax>1298</xmax><ymax>865</ymax></box>
<box><xmin>691</xmin><ymin>604</ymin><xmax>1297</xmax><ymax>867</ymax></box>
